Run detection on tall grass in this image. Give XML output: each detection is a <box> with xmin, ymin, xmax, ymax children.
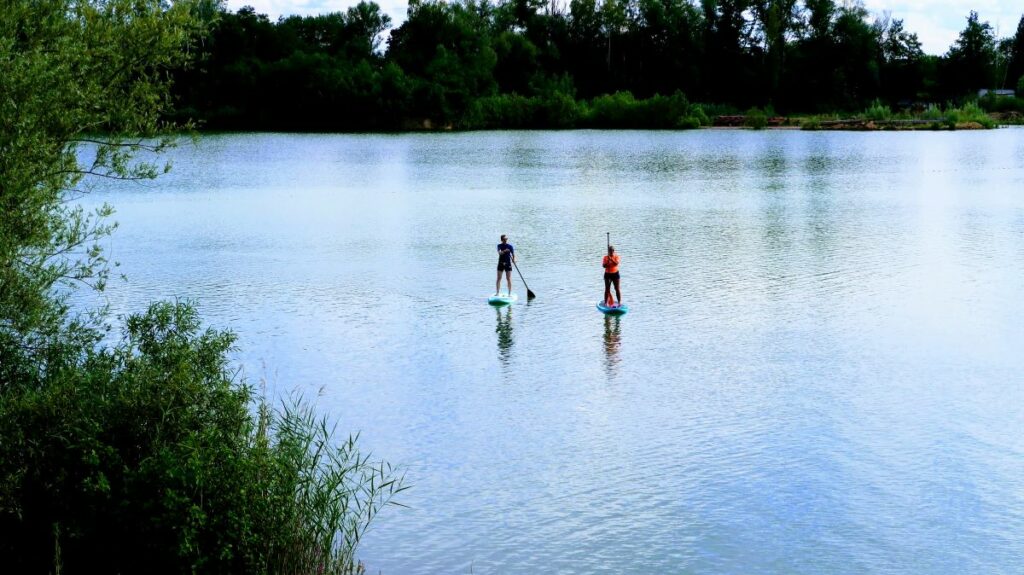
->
<box><xmin>262</xmin><ymin>398</ymin><xmax>407</xmax><ymax>575</ymax></box>
<box><xmin>862</xmin><ymin>99</ymin><xmax>892</xmax><ymax>121</ymax></box>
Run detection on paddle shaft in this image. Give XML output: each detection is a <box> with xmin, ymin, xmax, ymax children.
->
<box><xmin>512</xmin><ymin>259</ymin><xmax>536</xmax><ymax>299</ymax></box>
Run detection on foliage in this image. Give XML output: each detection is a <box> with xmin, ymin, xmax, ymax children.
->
<box><xmin>0</xmin><ymin>302</ymin><xmax>406</xmax><ymax>574</ymax></box>
<box><xmin>1006</xmin><ymin>16</ymin><xmax>1024</xmax><ymax>92</ymax></box>
<box><xmin>168</xmin><ymin>1</ymin><xmax>1024</xmax><ymax>129</ymax></box>
<box><xmin>944</xmin><ymin>11</ymin><xmax>997</xmax><ymax>96</ymax></box>
<box><xmin>978</xmin><ymin>93</ymin><xmax>1024</xmax><ymax>113</ymax></box>
<box><xmin>863</xmin><ymin>99</ymin><xmax>893</xmax><ymax>121</ymax></box>
<box><xmin>1</xmin><ymin>2</ymin><xmax>406</xmax><ymax>573</ymax></box>
<box><xmin>920</xmin><ymin>103</ymin><xmax>945</xmax><ymax>121</ymax></box>
<box><xmin>744</xmin><ymin>107</ymin><xmax>769</xmax><ymax>129</ymax></box>
<box><xmin>1</xmin><ymin>0</ymin><xmax>205</xmax><ymax>385</ymax></box>
<box><xmin>945</xmin><ymin>101</ymin><xmax>995</xmax><ymax>128</ymax></box>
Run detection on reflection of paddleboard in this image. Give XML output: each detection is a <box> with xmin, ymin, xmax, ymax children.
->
<box><xmin>597</xmin><ymin>302</ymin><xmax>628</xmax><ymax>315</ymax></box>
<box><xmin>488</xmin><ymin>293</ymin><xmax>518</xmax><ymax>306</ymax></box>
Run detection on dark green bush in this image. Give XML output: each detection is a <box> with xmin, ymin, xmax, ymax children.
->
<box><xmin>744</xmin><ymin>107</ymin><xmax>768</xmax><ymax>129</ymax></box>
<box><xmin>0</xmin><ymin>302</ymin><xmax>405</xmax><ymax>575</ymax></box>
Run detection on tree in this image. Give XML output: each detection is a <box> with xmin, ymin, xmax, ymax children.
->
<box><xmin>878</xmin><ymin>15</ymin><xmax>925</xmax><ymax>102</ymax></box>
<box><xmin>701</xmin><ymin>0</ymin><xmax>756</xmax><ymax>103</ymax></box>
<box><xmin>387</xmin><ymin>0</ymin><xmax>498</xmax><ymax>122</ymax></box>
<box><xmin>945</xmin><ymin>11</ymin><xmax>997</xmax><ymax>96</ymax></box>
<box><xmin>1006</xmin><ymin>14</ymin><xmax>1024</xmax><ymax>92</ymax></box>
<box><xmin>0</xmin><ymin>0</ymin><xmax>204</xmax><ymax>382</ymax></box>
<box><xmin>1</xmin><ymin>2</ymin><xmax>405</xmax><ymax>572</ymax></box>
<box><xmin>751</xmin><ymin>0</ymin><xmax>799</xmax><ymax>101</ymax></box>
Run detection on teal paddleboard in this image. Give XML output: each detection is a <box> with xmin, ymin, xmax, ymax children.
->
<box><xmin>488</xmin><ymin>293</ymin><xmax>518</xmax><ymax>306</ymax></box>
<box><xmin>597</xmin><ymin>302</ymin><xmax>628</xmax><ymax>315</ymax></box>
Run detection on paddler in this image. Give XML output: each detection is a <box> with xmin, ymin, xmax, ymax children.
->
<box><xmin>603</xmin><ymin>245</ymin><xmax>622</xmax><ymax>307</ymax></box>
<box><xmin>496</xmin><ymin>234</ymin><xmax>516</xmax><ymax>295</ymax></box>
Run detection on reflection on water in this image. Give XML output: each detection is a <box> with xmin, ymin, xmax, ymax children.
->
<box><xmin>602</xmin><ymin>314</ymin><xmax>622</xmax><ymax>377</ymax></box>
<box><xmin>495</xmin><ymin>305</ymin><xmax>513</xmax><ymax>366</ymax></box>
<box><xmin>74</xmin><ymin>129</ymin><xmax>1024</xmax><ymax>575</ymax></box>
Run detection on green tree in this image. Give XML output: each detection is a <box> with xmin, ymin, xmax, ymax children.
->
<box><xmin>751</xmin><ymin>0</ymin><xmax>799</xmax><ymax>101</ymax></box>
<box><xmin>1006</xmin><ymin>14</ymin><xmax>1024</xmax><ymax>92</ymax></box>
<box><xmin>1</xmin><ymin>2</ymin><xmax>405</xmax><ymax>572</ymax></box>
<box><xmin>878</xmin><ymin>15</ymin><xmax>925</xmax><ymax>102</ymax></box>
<box><xmin>0</xmin><ymin>0</ymin><xmax>204</xmax><ymax>380</ymax></box>
<box><xmin>945</xmin><ymin>11</ymin><xmax>998</xmax><ymax>96</ymax></box>
<box><xmin>387</xmin><ymin>0</ymin><xmax>498</xmax><ymax>122</ymax></box>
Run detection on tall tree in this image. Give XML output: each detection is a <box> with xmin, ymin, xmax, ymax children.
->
<box><xmin>1006</xmin><ymin>14</ymin><xmax>1024</xmax><ymax>92</ymax></box>
<box><xmin>387</xmin><ymin>0</ymin><xmax>498</xmax><ymax>122</ymax></box>
<box><xmin>701</xmin><ymin>0</ymin><xmax>755</xmax><ymax>103</ymax></box>
<box><xmin>878</xmin><ymin>15</ymin><xmax>925</xmax><ymax>102</ymax></box>
<box><xmin>751</xmin><ymin>0</ymin><xmax>799</xmax><ymax>101</ymax></box>
<box><xmin>1</xmin><ymin>0</ymin><xmax>204</xmax><ymax>381</ymax></box>
<box><xmin>945</xmin><ymin>11</ymin><xmax>997</xmax><ymax>96</ymax></box>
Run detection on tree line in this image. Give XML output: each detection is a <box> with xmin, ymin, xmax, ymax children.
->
<box><xmin>174</xmin><ymin>0</ymin><xmax>1024</xmax><ymax>130</ymax></box>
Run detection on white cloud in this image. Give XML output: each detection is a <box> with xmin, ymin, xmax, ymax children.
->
<box><xmin>225</xmin><ymin>0</ymin><xmax>409</xmax><ymax>29</ymax></box>
<box><xmin>225</xmin><ymin>0</ymin><xmax>1022</xmax><ymax>55</ymax></box>
<box><xmin>862</xmin><ymin>0</ymin><xmax>1022</xmax><ymax>54</ymax></box>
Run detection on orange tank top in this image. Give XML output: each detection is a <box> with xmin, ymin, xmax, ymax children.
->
<box><xmin>603</xmin><ymin>255</ymin><xmax>620</xmax><ymax>274</ymax></box>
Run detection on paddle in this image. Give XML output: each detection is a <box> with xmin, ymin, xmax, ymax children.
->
<box><xmin>605</xmin><ymin>232</ymin><xmax>614</xmax><ymax>307</ymax></box>
<box><xmin>512</xmin><ymin>259</ymin><xmax>536</xmax><ymax>300</ymax></box>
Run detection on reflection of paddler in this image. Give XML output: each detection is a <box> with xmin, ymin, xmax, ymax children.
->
<box><xmin>603</xmin><ymin>314</ymin><xmax>621</xmax><ymax>357</ymax></box>
<box><xmin>495</xmin><ymin>305</ymin><xmax>513</xmax><ymax>364</ymax></box>
<box><xmin>602</xmin><ymin>244</ymin><xmax>622</xmax><ymax>307</ymax></box>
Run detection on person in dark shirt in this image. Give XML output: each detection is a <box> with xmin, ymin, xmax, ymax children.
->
<box><xmin>496</xmin><ymin>234</ymin><xmax>516</xmax><ymax>295</ymax></box>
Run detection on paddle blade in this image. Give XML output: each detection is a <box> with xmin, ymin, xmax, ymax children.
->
<box><xmin>527</xmin><ymin>289</ymin><xmax>536</xmax><ymax>299</ymax></box>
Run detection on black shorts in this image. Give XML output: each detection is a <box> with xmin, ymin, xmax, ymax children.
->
<box><xmin>497</xmin><ymin>261</ymin><xmax>512</xmax><ymax>272</ymax></box>
<box><xmin>604</xmin><ymin>272</ymin><xmax>620</xmax><ymax>281</ymax></box>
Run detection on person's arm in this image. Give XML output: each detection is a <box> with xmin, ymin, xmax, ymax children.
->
<box><xmin>602</xmin><ymin>256</ymin><xmax>609</xmax><ymax>268</ymax></box>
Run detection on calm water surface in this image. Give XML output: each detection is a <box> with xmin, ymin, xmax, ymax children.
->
<box><xmin>79</xmin><ymin>130</ymin><xmax>1024</xmax><ymax>573</ymax></box>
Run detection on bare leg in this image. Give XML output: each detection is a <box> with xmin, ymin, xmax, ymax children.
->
<box><xmin>496</xmin><ymin>269</ymin><xmax>502</xmax><ymax>295</ymax></box>
<box><xmin>505</xmin><ymin>270</ymin><xmax>513</xmax><ymax>294</ymax></box>
<box><xmin>612</xmin><ymin>277</ymin><xmax>622</xmax><ymax>305</ymax></box>
<box><xmin>604</xmin><ymin>276</ymin><xmax>613</xmax><ymax>306</ymax></box>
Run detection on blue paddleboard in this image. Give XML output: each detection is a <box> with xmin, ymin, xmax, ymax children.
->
<box><xmin>488</xmin><ymin>293</ymin><xmax>518</xmax><ymax>306</ymax></box>
<box><xmin>597</xmin><ymin>302</ymin><xmax>628</xmax><ymax>315</ymax></box>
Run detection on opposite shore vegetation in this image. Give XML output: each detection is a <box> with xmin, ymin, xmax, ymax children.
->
<box><xmin>0</xmin><ymin>0</ymin><xmax>1021</xmax><ymax>574</ymax></box>
<box><xmin>170</xmin><ymin>1</ymin><xmax>1024</xmax><ymax>131</ymax></box>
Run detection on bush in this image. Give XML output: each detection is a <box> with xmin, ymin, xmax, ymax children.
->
<box><xmin>676</xmin><ymin>116</ymin><xmax>701</xmax><ymax>129</ymax></box>
<box><xmin>863</xmin><ymin>99</ymin><xmax>892</xmax><ymax>121</ymax></box>
<box><xmin>582</xmin><ymin>90</ymin><xmax>700</xmax><ymax>129</ymax></box>
<box><xmin>800</xmin><ymin>117</ymin><xmax>822</xmax><ymax>130</ymax></box>
<box><xmin>744</xmin><ymin>107</ymin><xmax>768</xmax><ymax>129</ymax></box>
<box><xmin>920</xmin><ymin>104</ymin><xmax>944</xmax><ymax>121</ymax></box>
<box><xmin>0</xmin><ymin>302</ymin><xmax>405</xmax><ymax>574</ymax></box>
<box><xmin>1018</xmin><ymin>75</ymin><xmax>1024</xmax><ymax>96</ymax></box>
<box><xmin>955</xmin><ymin>101</ymin><xmax>995</xmax><ymax>128</ymax></box>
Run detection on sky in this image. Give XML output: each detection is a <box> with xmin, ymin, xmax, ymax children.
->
<box><xmin>224</xmin><ymin>0</ymin><xmax>1023</xmax><ymax>56</ymax></box>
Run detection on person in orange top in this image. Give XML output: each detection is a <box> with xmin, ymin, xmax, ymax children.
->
<box><xmin>602</xmin><ymin>245</ymin><xmax>622</xmax><ymax>307</ymax></box>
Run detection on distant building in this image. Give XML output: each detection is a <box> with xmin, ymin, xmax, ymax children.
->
<box><xmin>978</xmin><ymin>89</ymin><xmax>1016</xmax><ymax>98</ymax></box>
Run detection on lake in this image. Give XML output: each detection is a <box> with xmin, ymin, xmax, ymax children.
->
<box><xmin>78</xmin><ymin>129</ymin><xmax>1024</xmax><ymax>573</ymax></box>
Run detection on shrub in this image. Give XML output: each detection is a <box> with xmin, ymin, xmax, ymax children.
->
<box><xmin>920</xmin><ymin>104</ymin><xmax>944</xmax><ymax>121</ymax></box>
<box><xmin>1018</xmin><ymin>75</ymin><xmax>1024</xmax><ymax>96</ymax></box>
<box><xmin>676</xmin><ymin>116</ymin><xmax>701</xmax><ymax>129</ymax></box>
<box><xmin>800</xmin><ymin>117</ymin><xmax>822</xmax><ymax>130</ymax></box>
<box><xmin>863</xmin><ymin>99</ymin><xmax>892</xmax><ymax>121</ymax></box>
<box><xmin>0</xmin><ymin>302</ymin><xmax>405</xmax><ymax>574</ymax></box>
<box><xmin>744</xmin><ymin>107</ymin><xmax>768</xmax><ymax>129</ymax></box>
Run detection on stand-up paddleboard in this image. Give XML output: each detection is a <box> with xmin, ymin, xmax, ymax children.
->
<box><xmin>488</xmin><ymin>293</ymin><xmax>518</xmax><ymax>306</ymax></box>
<box><xmin>597</xmin><ymin>301</ymin><xmax>628</xmax><ymax>315</ymax></box>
